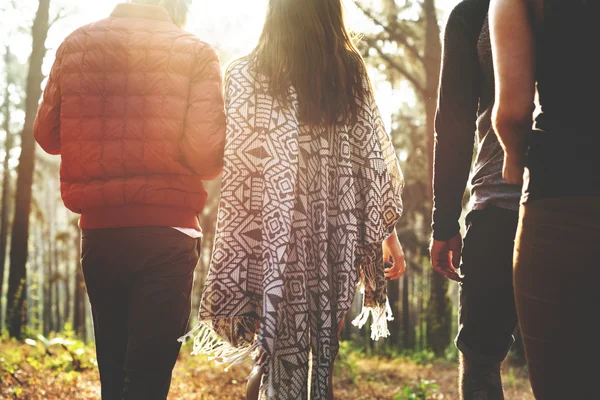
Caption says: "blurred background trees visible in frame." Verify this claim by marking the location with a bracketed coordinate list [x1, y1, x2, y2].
[0, 0, 504, 364]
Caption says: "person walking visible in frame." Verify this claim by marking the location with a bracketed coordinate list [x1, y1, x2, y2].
[490, 0, 600, 398]
[180, 1, 406, 399]
[33, 1, 226, 398]
[430, 1, 523, 398]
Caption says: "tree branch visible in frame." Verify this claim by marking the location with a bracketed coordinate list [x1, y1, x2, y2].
[362, 36, 426, 96]
[48, 6, 72, 30]
[352, 0, 425, 66]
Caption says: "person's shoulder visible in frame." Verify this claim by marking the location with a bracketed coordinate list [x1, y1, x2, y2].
[226, 56, 252, 75]
[224, 56, 254, 83]
[448, 0, 489, 25]
[68, 16, 123, 38]
[174, 33, 217, 59]
[445, 0, 489, 38]
[54, 21, 101, 56]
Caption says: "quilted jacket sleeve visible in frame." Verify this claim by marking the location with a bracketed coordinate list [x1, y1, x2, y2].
[34, 44, 64, 155]
[180, 44, 226, 180]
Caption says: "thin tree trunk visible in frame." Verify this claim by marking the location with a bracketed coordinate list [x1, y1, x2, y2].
[388, 275, 401, 348]
[82, 292, 89, 342]
[402, 265, 411, 349]
[421, 0, 451, 357]
[36, 222, 44, 333]
[0, 45, 14, 331]
[73, 227, 86, 337]
[6, 0, 50, 338]
[64, 243, 71, 327]
[45, 229, 54, 333]
[43, 237, 51, 336]
[52, 240, 61, 331]
[411, 271, 418, 350]
[416, 272, 422, 350]
[342, 307, 353, 341]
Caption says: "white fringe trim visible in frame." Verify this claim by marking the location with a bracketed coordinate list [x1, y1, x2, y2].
[178, 322, 259, 372]
[351, 297, 394, 341]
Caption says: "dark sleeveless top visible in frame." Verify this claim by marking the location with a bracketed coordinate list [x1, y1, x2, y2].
[525, 0, 600, 202]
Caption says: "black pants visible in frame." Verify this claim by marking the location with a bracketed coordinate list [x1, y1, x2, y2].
[81, 227, 200, 400]
[515, 197, 600, 399]
[456, 206, 519, 364]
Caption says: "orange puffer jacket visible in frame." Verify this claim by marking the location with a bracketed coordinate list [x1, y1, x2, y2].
[34, 3, 226, 231]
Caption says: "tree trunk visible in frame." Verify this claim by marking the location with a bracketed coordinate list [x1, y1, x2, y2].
[0, 45, 14, 331]
[383, 0, 398, 24]
[388, 276, 401, 348]
[42, 266, 50, 335]
[402, 265, 411, 349]
[64, 244, 71, 327]
[6, 0, 50, 338]
[73, 227, 86, 338]
[52, 240, 61, 331]
[43, 227, 52, 335]
[426, 269, 452, 356]
[421, 0, 451, 357]
[417, 268, 425, 350]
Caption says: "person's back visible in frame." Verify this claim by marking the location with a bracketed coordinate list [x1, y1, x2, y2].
[180, 1, 406, 399]
[536, 1, 600, 133]
[35, 2, 225, 230]
[33, 2, 226, 399]
[526, 0, 600, 201]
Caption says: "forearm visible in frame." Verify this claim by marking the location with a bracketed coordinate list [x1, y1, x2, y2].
[432, 139, 472, 240]
[492, 111, 531, 159]
[490, 0, 536, 159]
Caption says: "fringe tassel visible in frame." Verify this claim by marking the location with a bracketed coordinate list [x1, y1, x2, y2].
[178, 322, 259, 372]
[351, 292, 394, 341]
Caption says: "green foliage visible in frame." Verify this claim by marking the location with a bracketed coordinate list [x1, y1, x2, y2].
[334, 341, 360, 384]
[394, 379, 440, 400]
[25, 333, 97, 372]
[400, 349, 436, 365]
[506, 367, 517, 388]
[0, 332, 96, 388]
[444, 343, 458, 363]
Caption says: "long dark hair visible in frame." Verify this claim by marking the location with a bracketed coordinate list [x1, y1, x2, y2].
[253, 0, 369, 126]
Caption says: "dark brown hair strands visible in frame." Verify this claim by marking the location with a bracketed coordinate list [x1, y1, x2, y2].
[252, 0, 369, 126]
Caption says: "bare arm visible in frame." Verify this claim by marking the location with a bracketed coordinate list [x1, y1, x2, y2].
[489, 0, 537, 184]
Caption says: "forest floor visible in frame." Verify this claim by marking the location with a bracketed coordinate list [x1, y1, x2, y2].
[0, 339, 534, 400]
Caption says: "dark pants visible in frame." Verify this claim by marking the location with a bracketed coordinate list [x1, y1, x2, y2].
[515, 197, 600, 399]
[457, 206, 519, 364]
[81, 227, 200, 400]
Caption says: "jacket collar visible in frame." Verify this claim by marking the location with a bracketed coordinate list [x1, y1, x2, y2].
[110, 3, 172, 23]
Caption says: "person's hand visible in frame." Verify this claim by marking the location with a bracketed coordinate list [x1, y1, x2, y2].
[430, 233, 462, 282]
[383, 230, 406, 280]
[503, 152, 526, 185]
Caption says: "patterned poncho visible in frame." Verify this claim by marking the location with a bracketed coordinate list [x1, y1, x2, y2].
[181, 58, 404, 399]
